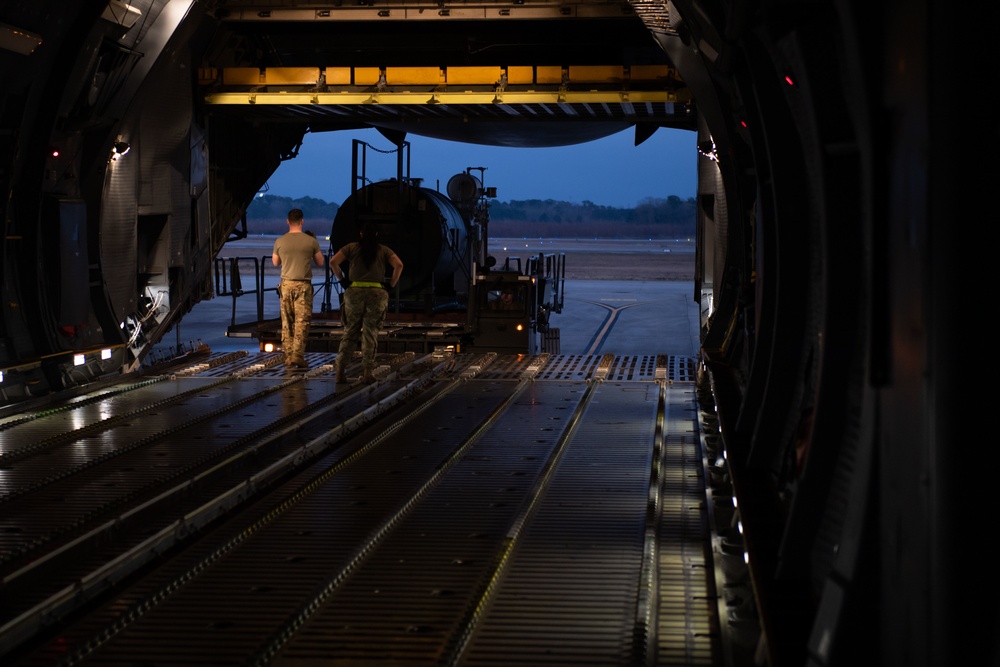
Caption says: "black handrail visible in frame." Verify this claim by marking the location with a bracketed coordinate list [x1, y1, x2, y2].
[214, 256, 263, 326]
[214, 255, 336, 327]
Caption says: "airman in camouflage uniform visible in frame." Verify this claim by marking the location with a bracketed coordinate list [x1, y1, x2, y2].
[329, 223, 403, 384]
[271, 209, 324, 368]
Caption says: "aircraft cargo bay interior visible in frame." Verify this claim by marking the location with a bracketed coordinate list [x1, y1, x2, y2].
[0, 2, 987, 666]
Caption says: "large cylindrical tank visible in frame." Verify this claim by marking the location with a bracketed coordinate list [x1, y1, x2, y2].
[330, 179, 469, 299]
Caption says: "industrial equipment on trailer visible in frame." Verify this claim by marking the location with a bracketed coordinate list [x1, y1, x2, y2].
[221, 139, 565, 354]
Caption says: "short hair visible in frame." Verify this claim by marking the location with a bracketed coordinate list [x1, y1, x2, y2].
[287, 208, 304, 223]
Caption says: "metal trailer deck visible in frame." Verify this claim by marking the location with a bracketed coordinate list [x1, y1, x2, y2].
[0, 351, 749, 666]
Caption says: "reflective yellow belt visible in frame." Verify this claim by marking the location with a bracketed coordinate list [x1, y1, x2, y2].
[351, 281, 384, 288]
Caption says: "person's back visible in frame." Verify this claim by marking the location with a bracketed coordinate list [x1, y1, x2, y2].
[329, 223, 403, 384]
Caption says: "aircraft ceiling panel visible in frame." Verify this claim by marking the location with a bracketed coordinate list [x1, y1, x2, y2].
[194, 1, 688, 141]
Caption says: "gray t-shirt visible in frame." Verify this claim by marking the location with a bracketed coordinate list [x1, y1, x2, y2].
[273, 232, 321, 281]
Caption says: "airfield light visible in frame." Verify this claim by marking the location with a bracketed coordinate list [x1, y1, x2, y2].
[516, 324, 524, 331]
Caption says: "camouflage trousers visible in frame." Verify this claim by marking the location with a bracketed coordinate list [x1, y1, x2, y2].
[337, 287, 388, 371]
[279, 280, 314, 360]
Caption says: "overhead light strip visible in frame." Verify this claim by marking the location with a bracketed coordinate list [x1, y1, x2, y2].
[205, 90, 684, 106]
[215, 3, 637, 21]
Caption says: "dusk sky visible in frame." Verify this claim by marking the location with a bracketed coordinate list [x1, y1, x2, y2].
[263, 125, 698, 209]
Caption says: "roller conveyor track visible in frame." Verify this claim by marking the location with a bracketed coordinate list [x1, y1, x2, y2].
[0, 351, 440, 631]
[2, 352, 730, 667]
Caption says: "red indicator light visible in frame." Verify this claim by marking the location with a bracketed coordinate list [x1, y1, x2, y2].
[740, 120, 748, 128]
[784, 75, 796, 86]
[50, 149, 59, 157]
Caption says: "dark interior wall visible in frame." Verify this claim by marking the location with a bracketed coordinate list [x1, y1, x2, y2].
[0, 3, 110, 364]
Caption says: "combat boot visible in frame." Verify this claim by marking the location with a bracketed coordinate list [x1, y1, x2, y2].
[335, 361, 346, 383]
[362, 368, 376, 384]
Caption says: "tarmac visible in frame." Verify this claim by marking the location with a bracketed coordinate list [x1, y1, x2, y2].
[149, 237, 701, 363]
[555, 279, 700, 356]
[156, 278, 701, 362]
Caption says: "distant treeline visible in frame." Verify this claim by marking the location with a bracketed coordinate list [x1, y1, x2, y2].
[245, 195, 339, 234]
[246, 193, 696, 238]
[488, 196, 695, 238]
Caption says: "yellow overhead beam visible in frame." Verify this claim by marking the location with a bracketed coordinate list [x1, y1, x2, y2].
[215, 3, 640, 22]
[202, 64, 684, 89]
[204, 90, 687, 106]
